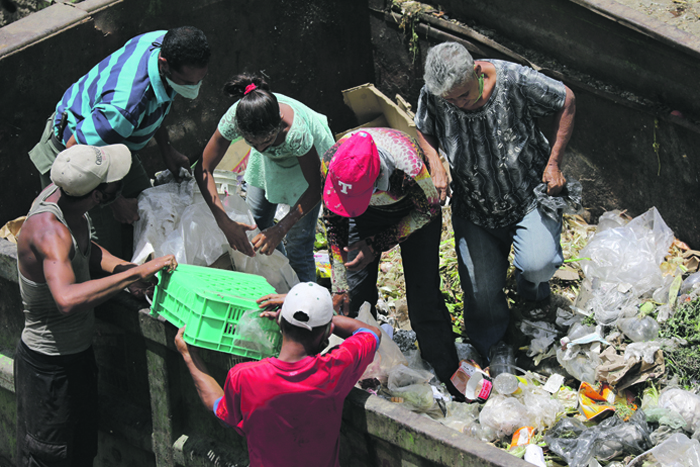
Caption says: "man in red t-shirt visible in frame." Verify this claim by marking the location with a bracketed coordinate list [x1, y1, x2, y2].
[175, 282, 380, 467]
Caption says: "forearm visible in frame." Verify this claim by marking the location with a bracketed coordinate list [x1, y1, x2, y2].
[416, 131, 445, 176]
[181, 351, 224, 412]
[548, 87, 576, 167]
[332, 315, 381, 341]
[194, 160, 233, 227]
[275, 187, 320, 236]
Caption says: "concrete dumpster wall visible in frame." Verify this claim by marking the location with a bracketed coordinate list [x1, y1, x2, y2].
[0, 0, 373, 224]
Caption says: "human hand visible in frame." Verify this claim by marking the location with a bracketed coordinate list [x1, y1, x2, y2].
[430, 164, 451, 205]
[251, 224, 285, 255]
[257, 293, 286, 311]
[110, 196, 140, 224]
[175, 326, 195, 358]
[127, 279, 155, 300]
[542, 163, 566, 196]
[163, 146, 192, 182]
[343, 239, 377, 271]
[333, 292, 350, 316]
[139, 254, 178, 282]
[221, 219, 257, 256]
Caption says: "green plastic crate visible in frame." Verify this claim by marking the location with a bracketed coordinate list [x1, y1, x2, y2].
[150, 264, 281, 359]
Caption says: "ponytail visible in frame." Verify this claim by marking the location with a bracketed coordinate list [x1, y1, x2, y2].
[223, 73, 281, 140]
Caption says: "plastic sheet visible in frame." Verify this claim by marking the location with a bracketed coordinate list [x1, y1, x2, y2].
[626, 433, 700, 467]
[532, 179, 583, 221]
[580, 207, 674, 298]
[437, 401, 480, 433]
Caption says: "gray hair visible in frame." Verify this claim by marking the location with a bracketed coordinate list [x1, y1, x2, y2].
[423, 42, 475, 97]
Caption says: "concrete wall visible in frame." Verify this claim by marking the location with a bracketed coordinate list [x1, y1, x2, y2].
[0, 0, 373, 225]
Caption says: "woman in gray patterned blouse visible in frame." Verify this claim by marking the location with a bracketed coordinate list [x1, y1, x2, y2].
[414, 42, 576, 367]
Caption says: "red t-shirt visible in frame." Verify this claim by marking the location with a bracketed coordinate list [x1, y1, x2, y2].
[215, 330, 378, 467]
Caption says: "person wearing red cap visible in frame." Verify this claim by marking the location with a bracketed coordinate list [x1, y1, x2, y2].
[15, 144, 178, 466]
[321, 128, 460, 396]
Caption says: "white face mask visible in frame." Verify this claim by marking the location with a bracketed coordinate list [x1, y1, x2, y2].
[165, 76, 201, 100]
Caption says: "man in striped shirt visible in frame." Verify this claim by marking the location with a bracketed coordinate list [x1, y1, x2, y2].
[29, 26, 210, 258]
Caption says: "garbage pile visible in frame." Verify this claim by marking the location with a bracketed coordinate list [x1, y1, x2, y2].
[360, 207, 700, 467]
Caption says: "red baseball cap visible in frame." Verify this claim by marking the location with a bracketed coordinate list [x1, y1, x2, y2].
[323, 132, 380, 217]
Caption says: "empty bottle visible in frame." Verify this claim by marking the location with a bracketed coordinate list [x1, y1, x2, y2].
[489, 341, 516, 378]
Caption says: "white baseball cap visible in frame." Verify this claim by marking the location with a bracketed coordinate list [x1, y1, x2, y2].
[280, 282, 334, 331]
[51, 144, 132, 197]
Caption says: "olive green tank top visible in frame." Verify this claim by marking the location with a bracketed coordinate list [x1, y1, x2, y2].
[19, 185, 94, 356]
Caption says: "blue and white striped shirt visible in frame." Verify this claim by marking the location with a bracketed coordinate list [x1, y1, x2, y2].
[54, 31, 175, 151]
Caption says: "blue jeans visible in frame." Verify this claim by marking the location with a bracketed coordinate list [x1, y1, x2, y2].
[346, 203, 458, 387]
[246, 185, 321, 283]
[453, 207, 563, 360]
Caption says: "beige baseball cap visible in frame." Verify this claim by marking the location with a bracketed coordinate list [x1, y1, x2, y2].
[51, 144, 132, 196]
[280, 282, 334, 331]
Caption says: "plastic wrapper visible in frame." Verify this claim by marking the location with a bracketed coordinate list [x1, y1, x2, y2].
[580, 207, 674, 297]
[386, 366, 435, 412]
[479, 395, 534, 439]
[618, 315, 660, 342]
[625, 341, 663, 364]
[545, 410, 651, 467]
[626, 433, 700, 467]
[533, 179, 583, 221]
[658, 388, 700, 435]
[230, 309, 281, 357]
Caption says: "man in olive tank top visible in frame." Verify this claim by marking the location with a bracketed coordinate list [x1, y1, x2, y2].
[15, 144, 178, 467]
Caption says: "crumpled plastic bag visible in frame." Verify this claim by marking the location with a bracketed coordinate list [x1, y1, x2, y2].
[520, 385, 565, 431]
[617, 314, 660, 342]
[355, 302, 408, 384]
[580, 207, 674, 298]
[230, 309, 281, 358]
[387, 364, 436, 412]
[556, 344, 601, 384]
[626, 433, 700, 467]
[545, 410, 652, 467]
[533, 179, 583, 221]
[437, 400, 480, 433]
[479, 395, 534, 439]
[520, 320, 559, 357]
[658, 388, 700, 435]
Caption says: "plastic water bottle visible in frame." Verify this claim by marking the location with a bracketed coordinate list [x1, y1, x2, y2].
[489, 341, 516, 378]
[493, 373, 520, 395]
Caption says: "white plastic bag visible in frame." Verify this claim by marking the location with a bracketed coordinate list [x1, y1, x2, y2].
[659, 388, 700, 435]
[581, 207, 674, 297]
[479, 395, 533, 438]
[626, 433, 700, 467]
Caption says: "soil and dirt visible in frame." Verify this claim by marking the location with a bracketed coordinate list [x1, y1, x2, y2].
[614, 0, 700, 37]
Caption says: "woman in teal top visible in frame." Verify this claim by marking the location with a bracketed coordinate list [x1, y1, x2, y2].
[195, 74, 335, 282]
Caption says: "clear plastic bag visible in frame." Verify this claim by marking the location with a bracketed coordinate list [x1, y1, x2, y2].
[356, 303, 407, 383]
[556, 345, 601, 384]
[438, 401, 480, 433]
[681, 271, 700, 295]
[520, 385, 565, 431]
[545, 410, 651, 467]
[580, 207, 674, 297]
[626, 433, 700, 467]
[230, 309, 281, 357]
[617, 315, 660, 342]
[479, 395, 534, 439]
[658, 388, 700, 435]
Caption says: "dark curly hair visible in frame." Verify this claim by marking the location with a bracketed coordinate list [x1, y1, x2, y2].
[161, 26, 211, 72]
[223, 73, 282, 141]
